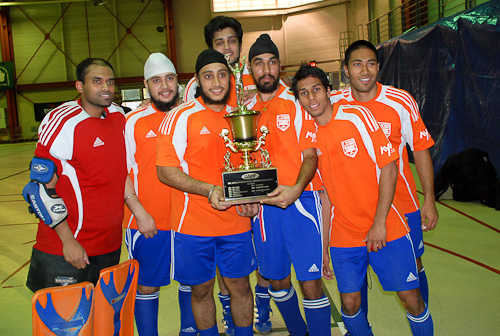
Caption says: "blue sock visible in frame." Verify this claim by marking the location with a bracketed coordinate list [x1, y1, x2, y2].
[255, 284, 271, 306]
[218, 292, 231, 308]
[361, 275, 368, 317]
[419, 267, 429, 305]
[303, 295, 331, 336]
[268, 285, 307, 336]
[234, 325, 254, 335]
[341, 307, 370, 336]
[199, 325, 219, 336]
[135, 291, 159, 336]
[407, 304, 433, 336]
[178, 285, 198, 335]
[218, 292, 234, 335]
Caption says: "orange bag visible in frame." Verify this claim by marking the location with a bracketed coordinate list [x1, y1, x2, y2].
[32, 281, 94, 336]
[93, 259, 139, 336]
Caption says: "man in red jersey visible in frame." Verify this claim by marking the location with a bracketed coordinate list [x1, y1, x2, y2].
[24, 58, 127, 291]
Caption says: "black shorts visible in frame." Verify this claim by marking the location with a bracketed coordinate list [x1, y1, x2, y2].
[26, 247, 121, 293]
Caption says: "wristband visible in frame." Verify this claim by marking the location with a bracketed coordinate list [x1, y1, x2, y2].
[125, 193, 136, 201]
[207, 185, 217, 203]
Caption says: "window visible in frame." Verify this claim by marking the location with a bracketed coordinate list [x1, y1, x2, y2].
[213, 0, 323, 12]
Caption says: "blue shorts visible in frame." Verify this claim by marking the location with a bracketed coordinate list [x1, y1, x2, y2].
[125, 228, 171, 287]
[406, 210, 425, 258]
[330, 234, 419, 293]
[252, 191, 323, 281]
[172, 231, 257, 286]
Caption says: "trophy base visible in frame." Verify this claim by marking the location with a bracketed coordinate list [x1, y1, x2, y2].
[220, 167, 278, 206]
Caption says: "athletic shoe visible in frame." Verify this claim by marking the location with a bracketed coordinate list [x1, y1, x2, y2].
[221, 304, 235, 336]
[254, 294, 272, 334]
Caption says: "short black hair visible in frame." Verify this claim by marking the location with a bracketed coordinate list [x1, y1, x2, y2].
[76, 58, 114, 83]
[291, 64, 330, 99]
[204, 16, 243, 49]
[344, 40, 378, 65]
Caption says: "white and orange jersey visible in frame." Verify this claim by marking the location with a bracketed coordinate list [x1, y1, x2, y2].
[34, 100, 127, 256]
[156, 97, 251, 237]
[123, 104, 172, 231]
[331, 83, 435, 214]
[245, 84, 322, 191]
[182, 62, 256, 107]
[317, 103, 409, 248]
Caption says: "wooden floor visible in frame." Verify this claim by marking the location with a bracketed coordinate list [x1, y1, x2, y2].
[0, 142, 499, 335]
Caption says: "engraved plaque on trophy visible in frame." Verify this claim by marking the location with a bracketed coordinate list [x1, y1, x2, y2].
[219, 56, 278, 205]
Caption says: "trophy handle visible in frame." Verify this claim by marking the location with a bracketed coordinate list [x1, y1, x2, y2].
[253, 125, 269, 152]
[219, 129, 239, 154]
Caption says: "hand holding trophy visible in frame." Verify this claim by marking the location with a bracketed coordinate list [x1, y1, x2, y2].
[219, 55, 278, 205]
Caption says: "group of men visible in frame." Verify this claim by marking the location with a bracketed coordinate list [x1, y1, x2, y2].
[23, 14, 438, 336]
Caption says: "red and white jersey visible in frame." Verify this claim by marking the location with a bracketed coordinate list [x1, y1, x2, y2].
[330, 83, 435, 214]
[34, 100, 127, 256]
[124, 104, 172, 231]
[182, 63, 256, 108]
[317, 103, 409, 248]
[156, 97, 251, 237]
[245, 84, 322, 190]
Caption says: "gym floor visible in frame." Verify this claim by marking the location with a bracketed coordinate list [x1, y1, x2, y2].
[1, 142, 498, 335]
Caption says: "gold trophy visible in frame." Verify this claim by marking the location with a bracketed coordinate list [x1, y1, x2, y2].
[219, 56, 278, 205]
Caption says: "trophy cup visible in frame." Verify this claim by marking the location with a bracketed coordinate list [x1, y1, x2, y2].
[219, 56, 278, 205]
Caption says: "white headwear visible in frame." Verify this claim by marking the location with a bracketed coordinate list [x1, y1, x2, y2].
[144, 52, 176, 80]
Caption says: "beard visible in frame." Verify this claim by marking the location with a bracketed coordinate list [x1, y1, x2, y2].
[150, 91, 179, 112]
[199, 82, 231, 106]
[255, 75, 279, 94]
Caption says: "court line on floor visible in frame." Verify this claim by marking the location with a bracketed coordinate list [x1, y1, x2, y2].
[0, 259, 30, 288]
[426, 242, 500, 275]
[0, 222, 37, 227]
[417, 190, 499, 234]
[0, 169, 29, 181]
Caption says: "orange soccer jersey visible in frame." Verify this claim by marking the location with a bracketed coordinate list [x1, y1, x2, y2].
[246, 84, 322, 190]
[156, 97, 251, 237]
[317, 103, 409, 248]
[331, 83, 434, 214]
[123, 105, 172, 231]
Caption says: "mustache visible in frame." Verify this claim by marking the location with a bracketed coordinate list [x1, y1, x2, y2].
[258, 74, 277, 82]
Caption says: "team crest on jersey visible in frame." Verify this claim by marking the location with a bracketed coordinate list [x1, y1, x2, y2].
[341, 138, 358, 158]
[378, 122, 391, 137]
[276, 114, 290, 132]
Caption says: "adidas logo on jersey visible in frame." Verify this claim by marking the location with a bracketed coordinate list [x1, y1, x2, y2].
[308, 263, 320, 273]
[146, 130, 157, 138]
[93, 137, 105, 147]
[200, 126, 210, 135]
[406, 272, 418, 282]
[418, 240, 424, 249]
